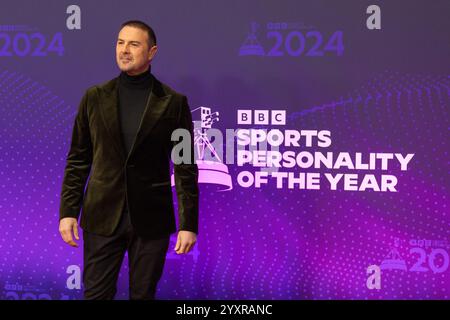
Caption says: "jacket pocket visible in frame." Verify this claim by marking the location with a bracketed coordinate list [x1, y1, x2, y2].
[150, 180, 171, 188]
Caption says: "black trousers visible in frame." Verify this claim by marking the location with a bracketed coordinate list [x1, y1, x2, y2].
[82, 209, 170, 300]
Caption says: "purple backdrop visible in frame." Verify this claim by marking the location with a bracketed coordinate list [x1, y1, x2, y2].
[0, 0, 449, 299]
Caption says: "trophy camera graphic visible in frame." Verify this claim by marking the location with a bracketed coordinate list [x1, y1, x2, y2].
[171, 106, 233, 191]
[239, 22, 265, 56]
[380, 238, 407, 271]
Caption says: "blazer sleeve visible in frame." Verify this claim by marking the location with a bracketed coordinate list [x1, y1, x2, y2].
[59, 90, 93, 221]
[173, 95, 199, 234]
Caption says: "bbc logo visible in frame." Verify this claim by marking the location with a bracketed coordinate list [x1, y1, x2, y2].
[237, 110, 286, 125]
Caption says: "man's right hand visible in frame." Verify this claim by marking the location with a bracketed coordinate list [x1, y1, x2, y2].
[59, 217, 79, 248]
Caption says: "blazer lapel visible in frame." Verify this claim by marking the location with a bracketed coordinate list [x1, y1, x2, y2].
[98, 78, 127, 162]
[97, 75, 172, 164]
[127, 78, 172, 161]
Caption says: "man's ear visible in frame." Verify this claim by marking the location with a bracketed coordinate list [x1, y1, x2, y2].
[148, 45, 158, 62]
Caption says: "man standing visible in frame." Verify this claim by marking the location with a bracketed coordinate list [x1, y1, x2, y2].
[58, 20, 199, 300]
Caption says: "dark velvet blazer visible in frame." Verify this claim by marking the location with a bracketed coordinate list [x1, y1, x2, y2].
[59, 74, 199, 239]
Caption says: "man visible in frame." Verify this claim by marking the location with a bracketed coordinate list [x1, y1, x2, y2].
[58, 20, 199, 300]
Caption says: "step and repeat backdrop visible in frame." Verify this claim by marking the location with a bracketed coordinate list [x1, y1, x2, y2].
[0, 0, 448, 299]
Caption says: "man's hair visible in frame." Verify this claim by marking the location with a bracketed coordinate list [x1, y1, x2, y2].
[120, 20, 157, 47]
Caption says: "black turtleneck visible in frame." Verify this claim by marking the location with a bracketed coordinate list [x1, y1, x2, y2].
[118, 68, 154, 157]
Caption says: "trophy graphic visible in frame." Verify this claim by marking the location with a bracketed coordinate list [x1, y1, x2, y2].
[239, 22, 265, 56]
[171, 106, 232, 191]
[380, 238, 407, 271]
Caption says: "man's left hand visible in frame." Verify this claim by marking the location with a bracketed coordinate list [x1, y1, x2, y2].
[174, 230, 197, 254]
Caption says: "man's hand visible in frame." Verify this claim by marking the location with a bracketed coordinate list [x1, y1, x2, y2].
[59, 217, 79, 248]
[174, 230, 197, 254]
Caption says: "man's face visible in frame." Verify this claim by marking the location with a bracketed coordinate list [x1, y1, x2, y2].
[116, 26, 157, 75]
